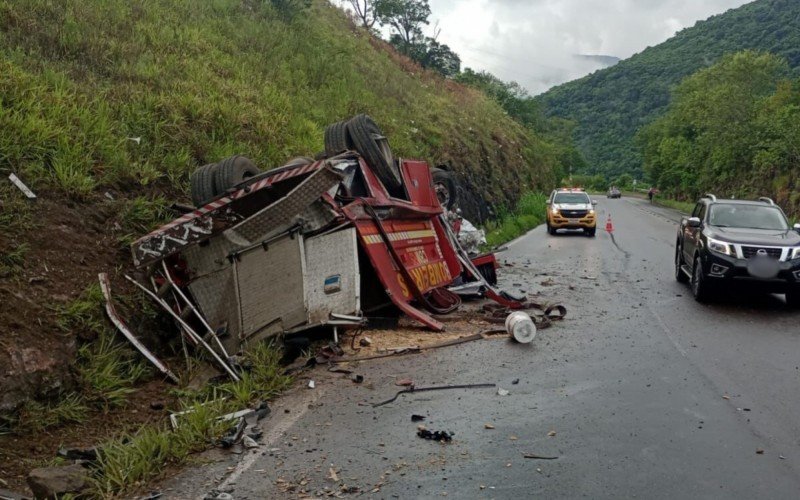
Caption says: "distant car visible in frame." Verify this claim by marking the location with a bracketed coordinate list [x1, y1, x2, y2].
[675, 194, 800, 306]
[607, 187, 621, 199]
[546, 188, 598, 237]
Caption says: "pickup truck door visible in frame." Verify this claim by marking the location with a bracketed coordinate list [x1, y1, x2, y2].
[682, 203, 705, 263]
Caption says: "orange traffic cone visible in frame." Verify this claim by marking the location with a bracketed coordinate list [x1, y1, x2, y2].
[605, 214, 614, 233]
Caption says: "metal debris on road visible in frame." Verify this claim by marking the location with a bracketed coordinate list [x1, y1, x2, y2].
[523, 453, 559, 460]
[505, 311, 537, 344]
[497, 388, 510, 396]
[417, 429, 454, 442]
[411, 414, 426, 422]
[373, 383, 496, 407]
[484, 424, 495, 429]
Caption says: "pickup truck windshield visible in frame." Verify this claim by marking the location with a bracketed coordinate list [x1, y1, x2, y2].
[708, 204, 789, 230]
[554, 193, 590, 204]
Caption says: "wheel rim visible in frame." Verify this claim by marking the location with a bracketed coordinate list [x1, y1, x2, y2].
[434, 182, 450, 208]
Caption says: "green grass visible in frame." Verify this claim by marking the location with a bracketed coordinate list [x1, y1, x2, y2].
[117, 196, 173, 247]
[58, 283, 107, 338]
[484, 192, 548, 247]
[3, 394, 89, 433]
[0, 0, 560, 211]
[654, 198, 695, 215]
[89, 341, 290, 497]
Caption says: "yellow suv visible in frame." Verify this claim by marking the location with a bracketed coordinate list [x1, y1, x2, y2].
[546, 188, 598, 237]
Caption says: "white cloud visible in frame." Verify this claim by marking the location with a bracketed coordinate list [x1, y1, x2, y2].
[426, 0, 752, 94]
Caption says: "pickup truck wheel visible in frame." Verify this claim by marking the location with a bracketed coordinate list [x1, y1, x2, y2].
[691, 255, 712, 302]
[323, 120, 352, 157]
[548, 224, 557, 236]
[346, 114, 401, 190]
[430, 167, 457, 210]
[213, 155, 260, 196]
[190, 163, 218, 207]
[786, 289, 800, 309]
[585, 227, 596, 237]
[675, 244, 689, 283]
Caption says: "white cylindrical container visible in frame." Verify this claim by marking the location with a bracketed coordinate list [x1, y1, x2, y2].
[505, 311, 537, 344]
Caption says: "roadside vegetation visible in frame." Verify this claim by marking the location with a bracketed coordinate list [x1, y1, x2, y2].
[639, 51, 800, 216]
[485, 192, 548, 247]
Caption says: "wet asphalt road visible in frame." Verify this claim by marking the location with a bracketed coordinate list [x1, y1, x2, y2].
[167, 197, 800, 499]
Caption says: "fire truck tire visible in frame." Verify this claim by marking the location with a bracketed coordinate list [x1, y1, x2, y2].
[190, 163, 218, 207]
[346, 114, 402, 190]
[324, 120, 352, 156]
[430, 167, 458, 209]
[213, 155, 260, 196]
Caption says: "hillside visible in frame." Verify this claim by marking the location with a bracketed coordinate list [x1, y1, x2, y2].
[536, 0, 800, 179]
[0, 0, 564, 480]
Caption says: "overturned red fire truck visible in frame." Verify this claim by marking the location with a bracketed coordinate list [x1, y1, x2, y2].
[129, 115, 525, 376]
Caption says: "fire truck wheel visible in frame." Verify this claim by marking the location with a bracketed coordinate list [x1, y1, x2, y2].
[346, 114, 402, 190]
[324, 120, 352, 156]
[430, 167, 458, 209]
[190, 163, 218, 207]
[213, 155, 260, 196]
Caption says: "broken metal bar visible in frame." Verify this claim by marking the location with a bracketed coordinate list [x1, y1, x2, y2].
[8, 173, 36, 200]
[160, 261, 231, 361]
[523, 453, 559, 460]
[331, 347, 422, 363]
[372, 383, 496, 407]
[98, 273, 180, 384]
[125, 275, 241, 381]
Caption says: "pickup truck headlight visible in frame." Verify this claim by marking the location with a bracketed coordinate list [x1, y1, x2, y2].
[551, 206, 559, 215]
[791, 247, 800, 260]
[707, 237, 734, 256]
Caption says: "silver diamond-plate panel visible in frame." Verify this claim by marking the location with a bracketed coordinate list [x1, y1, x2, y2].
[230, 167, 341, 242]
[304, 228, 360, 324]
[186, 266, 241, 342]
[236, 233, 307, 339]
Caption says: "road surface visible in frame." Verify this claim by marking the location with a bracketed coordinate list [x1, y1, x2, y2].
[167, 197, 800, 499]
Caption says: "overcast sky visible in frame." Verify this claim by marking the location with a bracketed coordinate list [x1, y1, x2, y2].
[412, 0, 753, 95]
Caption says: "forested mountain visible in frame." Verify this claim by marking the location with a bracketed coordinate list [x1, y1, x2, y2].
[640, 51, 800, 215]
[536, 0, 800, 179]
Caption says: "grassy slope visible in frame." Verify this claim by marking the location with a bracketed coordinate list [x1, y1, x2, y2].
[0, 0, 558, 211]
[535, 0, 800, 179]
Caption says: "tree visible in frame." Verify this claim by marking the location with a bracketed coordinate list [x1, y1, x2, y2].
[374, 0, 431, 47]
[348, 0, 377, 29]
[417, 38, 460, 76]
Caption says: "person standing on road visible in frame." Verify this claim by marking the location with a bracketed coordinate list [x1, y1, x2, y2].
[648, 187, 655, 203]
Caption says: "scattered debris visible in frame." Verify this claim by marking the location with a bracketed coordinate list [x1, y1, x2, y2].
[756, 448, 765, 455]
[417, 429, 454, 442]
[27, 464, 89, 499]
[484, 424, 495, 430]
[308, 380, 316, 389]
[8, 173, 36, 200]
[547, 430, 557, 437]
[99, 273, 179, 384]
[203, 490, 233, 500]
[396, 378, 414, 387]
[328, 467, 339, 482]
[506, 311, 537, 343]
[359, 336, 373, 347]
[511, 379, 520, 385]
[350, 374, 364, 384]
[56, 447, 97, 462]
[722, 395, 730, 400]
[497, 388, 510, 396]
[149, 401, 165, 410]
[373, 383, 496, 407]
[411, 414, 426, 422]
[523, 453, 559, 460]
